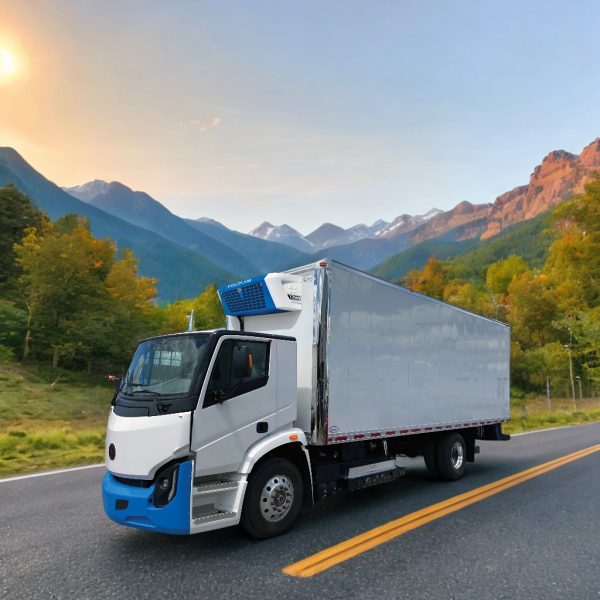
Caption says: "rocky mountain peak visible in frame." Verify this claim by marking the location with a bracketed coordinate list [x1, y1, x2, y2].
[481, 137, 600, 240]
[579, 138, 600, 168]
[248, 221, 313, 253]
[64, 179, 111, 202]
[452, 201, 476, 215]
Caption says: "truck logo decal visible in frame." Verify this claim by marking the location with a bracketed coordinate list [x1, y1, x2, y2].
[328, 425, 340, 433]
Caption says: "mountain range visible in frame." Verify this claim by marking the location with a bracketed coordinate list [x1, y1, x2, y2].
[249, 208, 445, 254]
[1, 136, 599, 301]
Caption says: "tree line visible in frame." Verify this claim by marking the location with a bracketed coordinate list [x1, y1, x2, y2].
[2, 177, 599, 397]
[401, 175, 600, 398]
[0, 184, 224, 372]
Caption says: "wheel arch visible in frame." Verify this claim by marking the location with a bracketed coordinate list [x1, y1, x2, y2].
[240, 430, 313, 510]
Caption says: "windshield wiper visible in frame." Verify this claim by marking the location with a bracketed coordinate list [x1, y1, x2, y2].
[127, 389, 161, 396]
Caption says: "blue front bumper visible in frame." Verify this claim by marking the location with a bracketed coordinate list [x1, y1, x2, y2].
[102, 460, 193, 535]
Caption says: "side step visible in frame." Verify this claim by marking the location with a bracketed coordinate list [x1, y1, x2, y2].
[194, 481, 238, 495]
[345, 458, 405, 491]
[192, 508, 236, 525]
[190, 477, 246, 531]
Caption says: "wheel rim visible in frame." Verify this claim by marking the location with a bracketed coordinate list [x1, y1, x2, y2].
[451, 441, 464, 470]
[260, 475, 294, 522]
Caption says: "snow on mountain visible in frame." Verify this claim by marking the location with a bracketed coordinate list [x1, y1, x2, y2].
[248, 211, 446, 252]
[422, 208, 444, 221]
[249, 221, 314, 253]
[370, 219, 390, 236]
[376, 209, 443, 239]
[63, 180, 111, 203]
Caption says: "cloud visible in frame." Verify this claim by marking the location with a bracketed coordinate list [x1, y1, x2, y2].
[180, 117, 222, 132]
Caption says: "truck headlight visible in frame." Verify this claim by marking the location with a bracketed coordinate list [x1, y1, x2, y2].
[153, 463, 179, 508]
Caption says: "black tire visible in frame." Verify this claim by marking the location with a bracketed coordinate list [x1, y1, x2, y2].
[436, 432, 466, 481]
[423, 437, 440, 479]
[240, 457, 303, 539]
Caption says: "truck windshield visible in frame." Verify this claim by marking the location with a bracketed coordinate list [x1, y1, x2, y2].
[121, 334, 210, 397]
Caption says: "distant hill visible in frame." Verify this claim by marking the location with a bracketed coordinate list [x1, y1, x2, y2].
[373, 210, 554, 282]
[66, 180, 259, 276]
[249, 221, 314, 253]
[446, 210, 555, 281]
[372, 237, 480, 282]
[0, 148, 238, 302]
[185, 218, 310, 273]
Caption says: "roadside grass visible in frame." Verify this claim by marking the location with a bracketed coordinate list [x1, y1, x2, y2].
[0, 361, 112, 476]
[505, 396, 600, 434]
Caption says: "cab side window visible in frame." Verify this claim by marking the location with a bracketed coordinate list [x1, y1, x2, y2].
[204, 339, 270, 407]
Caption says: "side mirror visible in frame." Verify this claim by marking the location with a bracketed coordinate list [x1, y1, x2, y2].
[106, 374, 122, 391]
[106, 374, 123, 405]
[232, 346, 251, 379]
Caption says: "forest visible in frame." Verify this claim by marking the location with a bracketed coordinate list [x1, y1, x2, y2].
[401, 176, 600, 399]
[1, 177, 600, 402]
[0, 183, 224, 374]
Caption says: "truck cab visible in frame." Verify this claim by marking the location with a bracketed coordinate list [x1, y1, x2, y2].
[103, 328, 305, 537]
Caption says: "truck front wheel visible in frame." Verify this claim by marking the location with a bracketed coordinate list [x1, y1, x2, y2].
[436, 432, 466, 481]
[241, 457, 303, 539]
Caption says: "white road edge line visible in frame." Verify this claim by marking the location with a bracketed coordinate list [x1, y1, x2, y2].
[0, 463, 104, 484]
[511, 424, 583, 437]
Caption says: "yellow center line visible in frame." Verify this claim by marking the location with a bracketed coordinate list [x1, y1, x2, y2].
[283, 443, 600, 578]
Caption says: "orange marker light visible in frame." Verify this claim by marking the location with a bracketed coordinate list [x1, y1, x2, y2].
[289, 434, 299, 441]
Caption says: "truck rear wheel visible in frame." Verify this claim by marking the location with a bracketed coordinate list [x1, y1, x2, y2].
[436, 432, 466, 481]
[241, 457, 303, 539]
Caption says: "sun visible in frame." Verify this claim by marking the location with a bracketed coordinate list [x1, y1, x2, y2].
[0, 49, 16, 77]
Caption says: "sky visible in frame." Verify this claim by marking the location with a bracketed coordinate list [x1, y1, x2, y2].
[1, 0, 600, 235]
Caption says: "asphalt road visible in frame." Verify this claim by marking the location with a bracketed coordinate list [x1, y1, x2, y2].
[1, 423, 600, 600]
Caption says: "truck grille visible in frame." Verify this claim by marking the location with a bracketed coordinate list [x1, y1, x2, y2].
[221, 282, 266, 314]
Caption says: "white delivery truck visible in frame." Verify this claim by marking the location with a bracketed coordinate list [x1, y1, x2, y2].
[103, 259, 510, 538]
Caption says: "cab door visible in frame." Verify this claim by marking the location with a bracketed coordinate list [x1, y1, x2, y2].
[191, 336, 277, 477]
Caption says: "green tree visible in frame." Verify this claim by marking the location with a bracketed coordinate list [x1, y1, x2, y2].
[14, 214, 156, 370]
[0, 183, 49, 298]
[159, 284, 224, 334]
[15, 215, 115, 366]
[545, 174, 600, 311]
[194, 284, 225, 329]
[0, 299, 27, 358]
[103, 249, 158, 365]
[402, 257, 447, 300]
[507, 272, 557, 349]
[442, 279, 492, 316]
[486, 255, 529, 295]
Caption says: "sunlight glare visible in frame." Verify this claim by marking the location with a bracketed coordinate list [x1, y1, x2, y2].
[0, 49, 16, 77]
